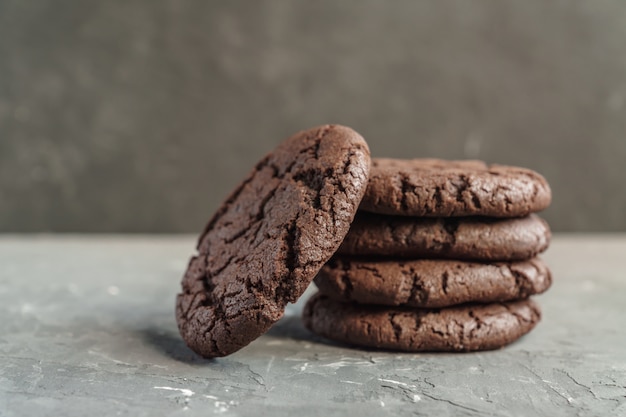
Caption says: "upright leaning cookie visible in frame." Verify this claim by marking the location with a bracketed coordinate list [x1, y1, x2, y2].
[361, 158, 552, 217]
[176, 125, 371, 358]
[337, 212, 551, 261]
[314, 257, 552, 308]
[303, 293, 541, 352]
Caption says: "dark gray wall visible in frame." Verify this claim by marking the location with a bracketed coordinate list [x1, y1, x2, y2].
[1, 1, 625, 233]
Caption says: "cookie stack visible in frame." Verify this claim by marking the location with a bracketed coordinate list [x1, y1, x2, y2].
[304, 159, 553, 352]
[176, 125, 554, 358]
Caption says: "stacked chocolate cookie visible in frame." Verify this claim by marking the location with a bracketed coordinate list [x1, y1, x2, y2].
[304, 159, 553, 352]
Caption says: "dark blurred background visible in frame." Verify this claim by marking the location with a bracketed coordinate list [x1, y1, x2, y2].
[1, 1, 625, 233]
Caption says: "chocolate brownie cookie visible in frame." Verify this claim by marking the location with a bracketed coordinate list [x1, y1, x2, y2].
[337, 212, 550, 261]
[176, 125, 371, 358]
[314, 257, 551, 308]
[361, 158, 552, 217]
[303, 293, 541, 352]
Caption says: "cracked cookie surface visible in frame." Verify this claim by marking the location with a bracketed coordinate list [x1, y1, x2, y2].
[337, 212, 551, 261]
[303, 293, 541, 352]
[315, 257, 551, 308]
[176, 125, 371, 358]
[361, 158, 552, 217]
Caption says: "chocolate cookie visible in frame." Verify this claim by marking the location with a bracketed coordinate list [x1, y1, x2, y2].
[176, 125, 371, 358]
[361, 158, 551, 217]
[314, 257, 551, 308]
[303, 293, 541, 352]
[337, 212, 550, 261]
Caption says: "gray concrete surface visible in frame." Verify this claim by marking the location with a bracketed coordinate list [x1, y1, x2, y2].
[1, 1, 626, 233]
[0, 235, 625, 416]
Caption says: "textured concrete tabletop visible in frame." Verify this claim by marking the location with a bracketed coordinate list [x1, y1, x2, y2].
[1, 236, 625, 417]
